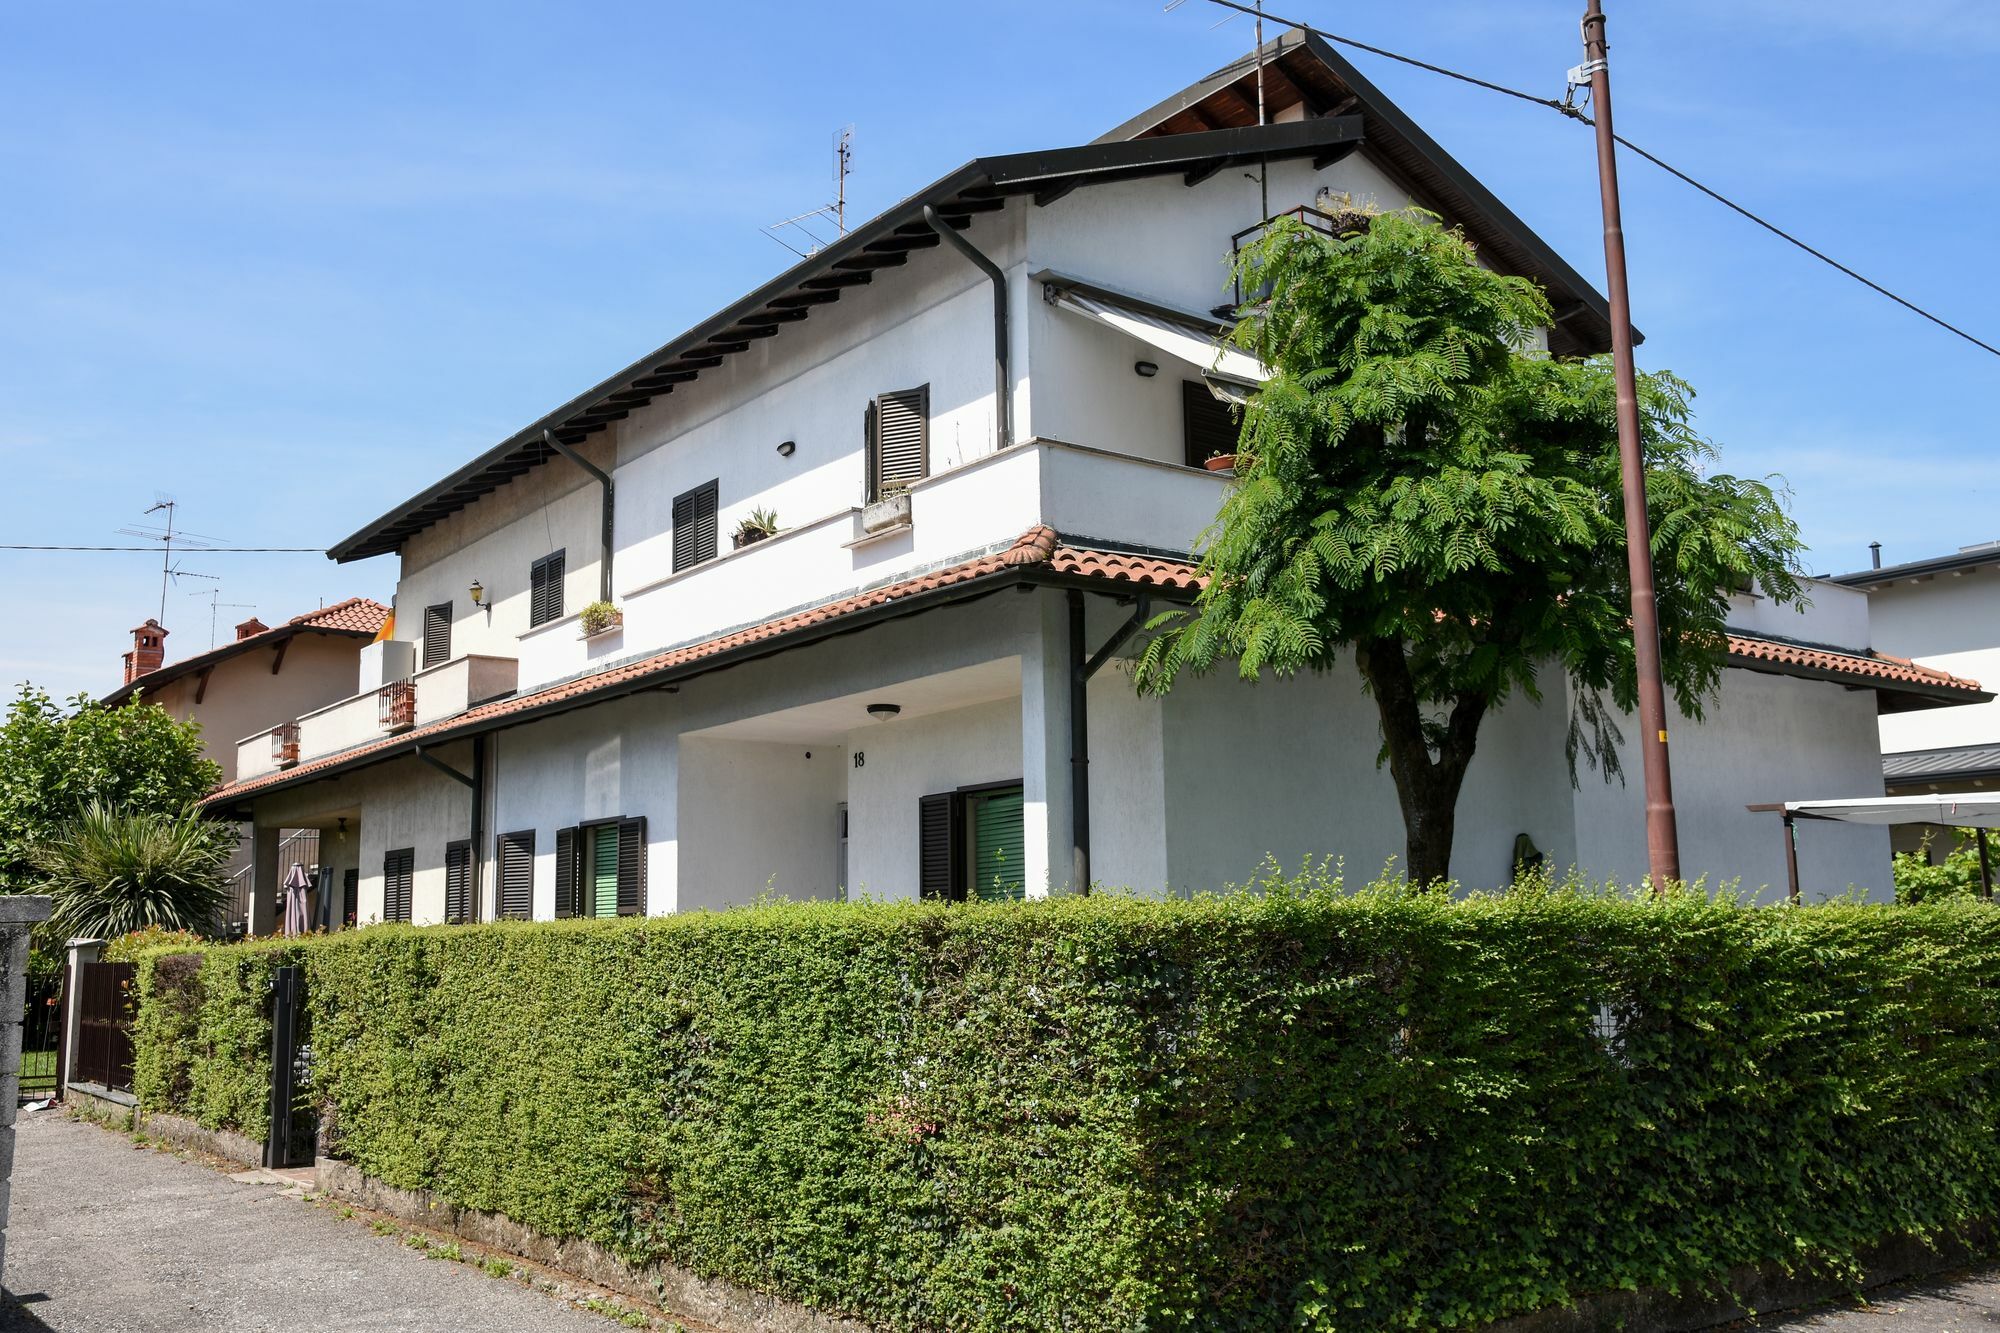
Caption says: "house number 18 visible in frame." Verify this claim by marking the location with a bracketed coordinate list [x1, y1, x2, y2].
[852, 751, 865, 768]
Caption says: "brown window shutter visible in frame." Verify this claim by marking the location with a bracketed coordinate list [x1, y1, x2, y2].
[529, 550, 566, 627]
[918, 791, 964, 902]
[497, 831, 534, 919]
[870, 386, 928, 500]
[1181, 380, 1241, 468]
[616, 818, 646, 915]
[443, 840, 471, 924]
[422, 603, 453, 669]
[554, 826, 577, 918]
[673, 481, 719, 572]
[383, 848, 414, 923]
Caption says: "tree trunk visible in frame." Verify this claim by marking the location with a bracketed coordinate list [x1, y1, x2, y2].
[1354, 636, 1490, 887]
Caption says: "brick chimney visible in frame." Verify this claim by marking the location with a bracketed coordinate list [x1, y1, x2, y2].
[122, 619, 168, 685]
[234, 616, 270, 641]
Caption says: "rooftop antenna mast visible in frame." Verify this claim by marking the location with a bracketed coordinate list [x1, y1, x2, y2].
[188, 586, 255, 650]
[763, 126, 855, 259]
[115, 496, 225, 629]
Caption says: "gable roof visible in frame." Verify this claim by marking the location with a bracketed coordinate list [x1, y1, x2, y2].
[202, 538, 1983, 813]
[1100, 28, 1619, 360]
[103, 597, 389, 707]
[326, 115, 1365, 565]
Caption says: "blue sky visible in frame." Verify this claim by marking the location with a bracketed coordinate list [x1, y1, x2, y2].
[4, 1, 1996, 700]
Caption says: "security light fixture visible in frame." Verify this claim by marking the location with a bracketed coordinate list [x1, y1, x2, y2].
[866, 702, 902, 721]
[776, 440, 797, 457]
[1134, 360, 1159, 378]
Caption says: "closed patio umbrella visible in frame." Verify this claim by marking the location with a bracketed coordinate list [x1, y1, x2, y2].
[282, 862, 312, 937]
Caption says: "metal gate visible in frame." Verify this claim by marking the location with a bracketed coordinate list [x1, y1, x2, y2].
[73, 962, 137, 1092]
[18, 974, 63, 1101]
[265, 965, 316, 1168]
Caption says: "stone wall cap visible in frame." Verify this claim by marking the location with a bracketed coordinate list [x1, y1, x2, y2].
[0, 898, 53, 926]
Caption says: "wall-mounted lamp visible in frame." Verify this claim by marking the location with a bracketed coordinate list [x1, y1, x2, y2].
[776, 440, 797, 458]
[866, 702, 902, 722]
[468, 579, 492, 622]
[1134, 361, 1159, 378]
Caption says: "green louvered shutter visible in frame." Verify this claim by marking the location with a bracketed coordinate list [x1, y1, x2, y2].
[592, 826, 619, 919]
[970, 788, 1025, 902]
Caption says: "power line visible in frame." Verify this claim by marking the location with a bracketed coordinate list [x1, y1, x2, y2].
[0, 545, 325, 553]
[1195, 0, 2000, 361]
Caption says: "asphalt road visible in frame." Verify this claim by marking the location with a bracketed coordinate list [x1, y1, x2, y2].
[0, 1108, 618, 1332]
[1735, 1270, 2000, 1330]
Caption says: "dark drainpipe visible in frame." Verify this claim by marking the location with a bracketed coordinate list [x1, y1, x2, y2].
[922, 205, 1011, 452]
[1067, 588, 1153, 894]
[542, 429, 615, 603]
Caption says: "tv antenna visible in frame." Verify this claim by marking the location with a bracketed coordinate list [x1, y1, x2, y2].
[188, 586, 255, 649]
[763, 126, 855, 259]
[114, 495, 227, 627]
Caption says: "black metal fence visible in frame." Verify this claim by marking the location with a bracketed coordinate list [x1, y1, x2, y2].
[19, 974, 63, 1101]
[72, 961, 136, 1092]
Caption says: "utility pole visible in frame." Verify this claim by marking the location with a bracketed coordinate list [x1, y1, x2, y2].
[1579, 0, 1680, 888]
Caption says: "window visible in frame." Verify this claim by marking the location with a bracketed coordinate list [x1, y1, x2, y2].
[918, 783, 1026, 902]
[866, 385, 929, 502]
[444, 839, 472, 924]
[340, 868, 358, 930]
[382, 847, 414, 924]
[1182, 380, 1241, 468]
[497, 831, 534, 919]
[555, 818, 646, 917]
[672, 481, 719, 573]
[529, 550, 566, 627]
[422, 602, 453, 669]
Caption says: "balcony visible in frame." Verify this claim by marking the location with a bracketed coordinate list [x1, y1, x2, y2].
[515, 439, 1228, 693]
[234, 654, 520, 779]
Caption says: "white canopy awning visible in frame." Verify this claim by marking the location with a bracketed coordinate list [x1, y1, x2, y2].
[1042, 277, 1269, 390]
[1783, 794, 2000, 829]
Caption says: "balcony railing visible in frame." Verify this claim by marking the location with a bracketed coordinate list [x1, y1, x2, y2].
[378, 679, 417, 732]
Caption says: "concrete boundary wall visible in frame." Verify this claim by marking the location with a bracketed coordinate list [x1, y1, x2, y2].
[315, 1158, 874, 1333]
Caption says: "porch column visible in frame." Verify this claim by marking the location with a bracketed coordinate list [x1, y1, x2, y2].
[247, 826, 281, 937]
[1020, 592, 1076, 898]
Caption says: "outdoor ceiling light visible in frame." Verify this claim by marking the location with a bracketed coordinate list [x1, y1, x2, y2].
[776, 440, 797, 457]
[1134, 360, 1159, 377]
[866, 702, 902, 721]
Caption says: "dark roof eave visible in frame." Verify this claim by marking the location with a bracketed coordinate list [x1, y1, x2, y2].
[101, 624, 376, 708]
[325, 117, 1366, 564]
[1723, 651, 1992, 710]
[1829, 547, 2000, 587]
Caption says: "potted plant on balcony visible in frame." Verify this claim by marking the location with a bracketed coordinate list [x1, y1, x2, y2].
[579, 600, 623, 639]
[1203, 450, 1238, 475]
[862, 485, 912, 535]
[732, 507, 780, 550]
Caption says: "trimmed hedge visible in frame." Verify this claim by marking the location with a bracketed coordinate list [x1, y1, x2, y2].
[132, 883, 2000, 1330]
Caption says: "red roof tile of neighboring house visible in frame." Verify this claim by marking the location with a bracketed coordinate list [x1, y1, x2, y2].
[104, 598, 390, 707]
[199, 534, 1985, 809]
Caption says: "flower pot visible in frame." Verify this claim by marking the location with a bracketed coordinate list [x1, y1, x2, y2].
[1203, 454, 1237, 473]
[732, 528, 772, 550]
[579, 610, 624, 640]
[862, 493, 912, 534]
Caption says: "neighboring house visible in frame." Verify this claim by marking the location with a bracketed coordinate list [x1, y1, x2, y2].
[1831, 540, 2000, 856]
[104, 599, 389, 928]
[201, 33, 1985, 929]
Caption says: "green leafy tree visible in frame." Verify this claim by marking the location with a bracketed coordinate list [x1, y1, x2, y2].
[1135, 211, 1804, 884]
[1892, 829, 1995, 904]
[0, 684, 221, 891]
[30, 801, 234, 938]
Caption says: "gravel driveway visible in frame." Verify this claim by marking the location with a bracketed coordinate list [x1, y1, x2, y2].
[0, 1108, 623, 1332]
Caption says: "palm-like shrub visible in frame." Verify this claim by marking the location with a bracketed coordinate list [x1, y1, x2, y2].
[30, 802, 235, 939]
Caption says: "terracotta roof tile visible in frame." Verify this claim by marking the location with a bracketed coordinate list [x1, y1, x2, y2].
[291, 597, 391, 635]
[1724, 634, 1982, 693]
[200, 532, 1986, 807]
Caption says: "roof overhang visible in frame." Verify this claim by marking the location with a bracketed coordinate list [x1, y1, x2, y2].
[1778, 794, 2000, 829]
[1099, 28, 1622, 359]
[1829, 545, 2000, 588]
[101, 621, 377, 708]
[326, 116, 1364, 565]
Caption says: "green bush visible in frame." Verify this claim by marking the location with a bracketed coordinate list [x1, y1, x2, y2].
[1893, 828, 1995, 903]
[133, 939, 302, 1140]
[129, 880, 2000, 1330]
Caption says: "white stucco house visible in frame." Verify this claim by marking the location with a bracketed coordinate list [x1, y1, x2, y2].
[1831, 541, 2000, 856]
[202, 33, 1985, 926]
